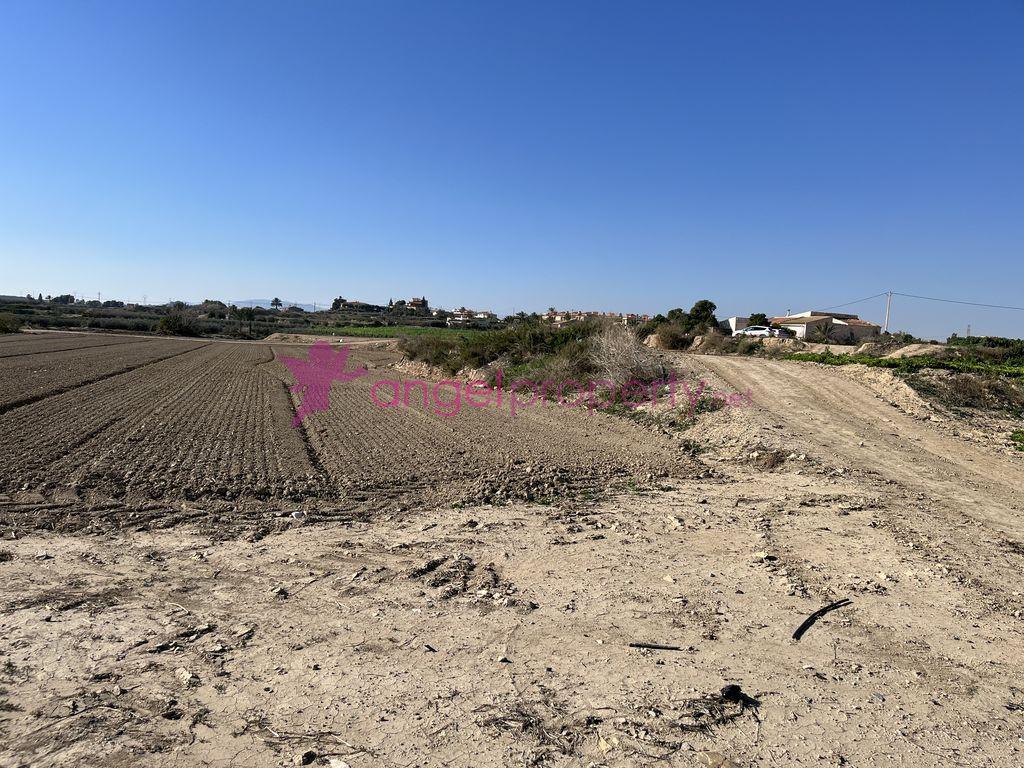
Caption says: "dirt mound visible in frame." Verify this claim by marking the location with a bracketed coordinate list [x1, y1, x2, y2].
[883, 342, 946, 358]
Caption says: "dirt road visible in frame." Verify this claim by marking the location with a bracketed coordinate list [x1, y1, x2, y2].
[691, 355, 1024, 529]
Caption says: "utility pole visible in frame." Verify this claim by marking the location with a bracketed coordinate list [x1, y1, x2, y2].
[883, 290, 892, 333]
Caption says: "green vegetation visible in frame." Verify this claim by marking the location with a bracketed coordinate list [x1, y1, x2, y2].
[0, 313, 23, 334]
[1010, 430, 1024, 452]
[782, 350, 1024, 377]
[307, 324, 474, 339]
[401, 320, 604, 377]
[156, 311, 202, 337]
[0, 293, 473, 340]
[400, 321, 667, 401]
[945, 335, 1024, 365]
[642, 299, 721, 349]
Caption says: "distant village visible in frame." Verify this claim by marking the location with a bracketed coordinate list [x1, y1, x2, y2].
[330, 295, 652, 329]
[2, 291, 883, 343]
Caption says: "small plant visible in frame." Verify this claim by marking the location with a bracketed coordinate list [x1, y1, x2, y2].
[1011, 430, 1024, 452]
[691, 394, 726, 415]
[679, 438, 703, 456]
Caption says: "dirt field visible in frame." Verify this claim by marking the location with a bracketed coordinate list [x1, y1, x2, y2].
[1, 334, 1023, 767]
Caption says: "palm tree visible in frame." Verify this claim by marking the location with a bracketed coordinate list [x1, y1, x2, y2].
[271, 297, 282, 310]
[811, 322, 838, 343]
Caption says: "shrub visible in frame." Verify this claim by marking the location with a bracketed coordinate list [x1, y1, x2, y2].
[156, 311, 202, 337]
[904, 371, 1024, 414]
[697, 331, 738, 354]
[399, 336, 462, 374]
[399, 319, 669, 396]
[654, 323, 693, 350]
[592, 324, 664, 388]
[0, 313, 23, 334]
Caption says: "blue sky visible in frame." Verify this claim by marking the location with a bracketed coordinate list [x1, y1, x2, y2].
[1, 0, 1022, 338]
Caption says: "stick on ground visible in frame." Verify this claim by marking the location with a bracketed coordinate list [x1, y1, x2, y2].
[792, 598, 852, 642]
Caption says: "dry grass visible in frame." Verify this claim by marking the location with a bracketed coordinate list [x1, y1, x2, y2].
[592, 324, 665, 388]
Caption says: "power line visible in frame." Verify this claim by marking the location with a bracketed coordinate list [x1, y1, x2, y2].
[892, 292, 1024, 313]
[822, 292, 889, 311]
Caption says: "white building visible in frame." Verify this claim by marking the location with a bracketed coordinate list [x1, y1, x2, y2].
[769, 311, 880, 342]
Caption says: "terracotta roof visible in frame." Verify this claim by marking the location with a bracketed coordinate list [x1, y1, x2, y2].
[835, 318, 880, 327]
[769, 316, 831, 325]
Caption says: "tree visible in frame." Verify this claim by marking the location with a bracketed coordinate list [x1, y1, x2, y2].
[331, 297, 346, 311]
[748, 312, 769, 327]
[157, 311, 201, 337]
[666, 308, 688, 323]
[229, 304, 243, 334]
[238, 306, 256, 336]
[811, 323, 838, 343]
[688, 299, 718, 330]
[271, 297, 282, 309]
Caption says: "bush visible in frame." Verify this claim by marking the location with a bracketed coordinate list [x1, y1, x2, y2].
[0, 313, 23, 333]
[592, 324, 665, 388]
[654, 323, 693, 350]
[399, 336, 463, 374]
[400, 319, 669, 396]
[697, 331, 738, 354]
[905, 371, 1024, 414]
[156, 311, 202, 337]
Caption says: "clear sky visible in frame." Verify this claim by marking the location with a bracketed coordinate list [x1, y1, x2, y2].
[1, 1, 1022, 339]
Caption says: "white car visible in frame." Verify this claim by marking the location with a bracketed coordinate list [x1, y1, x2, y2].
[733, 325, 792, 338]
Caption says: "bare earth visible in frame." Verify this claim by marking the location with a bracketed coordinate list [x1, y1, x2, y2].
[1, 334, 1023, 767]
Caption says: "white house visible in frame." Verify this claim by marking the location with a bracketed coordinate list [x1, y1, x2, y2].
[769, 311, 880, 342]
[723, 316, 750, 334]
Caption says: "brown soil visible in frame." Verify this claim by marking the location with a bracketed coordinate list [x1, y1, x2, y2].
[1, 339, 1023, 766]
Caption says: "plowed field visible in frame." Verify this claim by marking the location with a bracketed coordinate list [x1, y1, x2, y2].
[0, 334, 692, 533]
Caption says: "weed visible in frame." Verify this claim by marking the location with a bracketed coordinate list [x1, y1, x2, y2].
[1011, 431, 1024, 452]
[679, 439, 703, 456]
